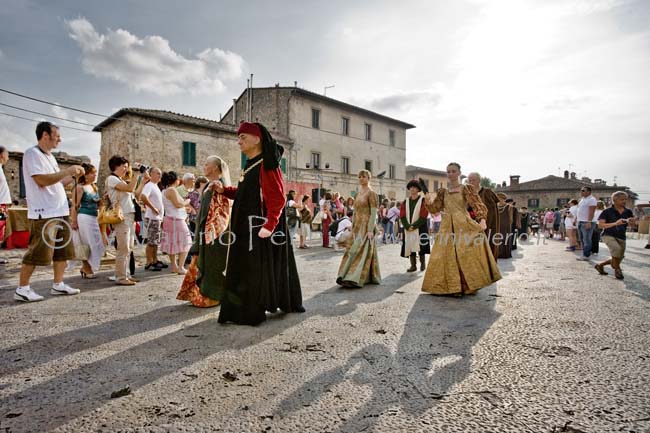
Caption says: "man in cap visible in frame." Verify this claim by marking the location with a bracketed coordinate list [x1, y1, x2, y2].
[400, 179, 430, 272]
[215, 122, 304, 325]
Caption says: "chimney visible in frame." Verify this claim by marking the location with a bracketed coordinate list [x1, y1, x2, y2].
[570, 172, 576, 180]
[564, 170, 569, 179]
[232, 99, 237, 124]
[509, 175, 520, 188]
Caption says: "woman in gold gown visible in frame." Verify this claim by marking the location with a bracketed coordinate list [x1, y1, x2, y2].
[422, 162, 501, 296]
[336, 169, 381, 288]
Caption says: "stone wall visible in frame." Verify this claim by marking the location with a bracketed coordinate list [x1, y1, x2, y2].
[504, 189, 635, 210]
[97, 115, 242, 193]
[2, 151, 89, 205]
[405, 169, 449, 193]
[224, 87, 293, 137]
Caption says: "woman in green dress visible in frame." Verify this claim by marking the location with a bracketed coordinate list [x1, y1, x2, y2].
[336, 170, 381, 288]
[176, 155, 232, 307]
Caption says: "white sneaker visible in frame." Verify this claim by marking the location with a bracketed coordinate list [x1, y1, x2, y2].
[576, 256, 590, 262]
[51, 283, 81, 296]
[14, 287, 44, 302]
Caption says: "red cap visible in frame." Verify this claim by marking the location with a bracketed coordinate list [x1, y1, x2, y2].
[237, 122, 262, 139]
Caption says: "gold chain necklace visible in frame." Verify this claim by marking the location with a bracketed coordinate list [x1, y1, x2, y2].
[239, 158, 263, 182]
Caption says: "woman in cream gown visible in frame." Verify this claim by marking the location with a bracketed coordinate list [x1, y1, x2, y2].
[336, 170, 381, 288]
[422, 163, 501, 296]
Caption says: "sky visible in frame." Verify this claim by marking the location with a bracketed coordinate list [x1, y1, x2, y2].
[1, 0, 649, 200]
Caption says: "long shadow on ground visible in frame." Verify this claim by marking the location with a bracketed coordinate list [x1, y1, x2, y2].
[0, 273, 410, 432]
[277, 286, 500, 432]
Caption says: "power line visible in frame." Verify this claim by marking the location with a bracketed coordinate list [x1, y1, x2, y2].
[0, 102, 97, 127]
[0, 88, 108, 118]
[0, 87, 233, 139]
[0, 111, 94, 133]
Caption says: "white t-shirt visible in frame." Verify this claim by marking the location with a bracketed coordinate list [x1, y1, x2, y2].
[335, 217, 352, 241]
[141, 181, 164, 221]
[22, 146, 69, 219]
[593, 209, 603, 222]
[565, 205, 578, 228]
[577, 195, 597, 222]
[106, 175, 135, 214]
[0, 164, 11, 205]
[287, 199, 296, 208]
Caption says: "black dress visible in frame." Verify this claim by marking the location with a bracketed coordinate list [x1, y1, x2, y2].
[218, 154, 304, 326]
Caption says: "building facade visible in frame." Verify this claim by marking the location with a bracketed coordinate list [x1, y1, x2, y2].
[222, 86, 415, 200]
[1, 150, 90, 205]
[496, 171, 637, 209]
[405, 165, 456, 193]
[93, 108, 292, 193]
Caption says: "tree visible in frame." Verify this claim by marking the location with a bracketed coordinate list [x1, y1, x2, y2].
[480, 177, 497, 189]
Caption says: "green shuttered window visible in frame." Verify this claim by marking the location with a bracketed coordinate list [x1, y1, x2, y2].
[182, 141, 196, 166]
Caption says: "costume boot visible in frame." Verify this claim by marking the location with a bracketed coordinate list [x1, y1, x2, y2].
[419, 254, 426, 271]
[407, 254, 417, 272]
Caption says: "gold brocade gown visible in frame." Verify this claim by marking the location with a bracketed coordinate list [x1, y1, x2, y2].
[422, 185, 501, 295]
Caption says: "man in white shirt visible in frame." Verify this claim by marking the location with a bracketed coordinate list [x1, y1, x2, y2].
[139, 168, 164, 271]
[15, 122, 84, 302]
[334, 211, 353, 246]
[576, 186, 598, 261]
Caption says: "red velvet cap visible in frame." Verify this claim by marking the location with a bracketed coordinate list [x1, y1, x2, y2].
[237, 122, 262, 139]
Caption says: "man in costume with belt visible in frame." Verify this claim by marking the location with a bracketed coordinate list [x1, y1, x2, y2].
[400, 179, 430, 272]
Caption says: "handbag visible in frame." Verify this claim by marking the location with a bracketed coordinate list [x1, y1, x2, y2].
[312, 209, 324, 225]
[71, 230, 90, 261]
[98, 180, 125, 225]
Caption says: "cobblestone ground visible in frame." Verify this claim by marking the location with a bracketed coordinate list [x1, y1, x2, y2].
[0, 236, 649, 433]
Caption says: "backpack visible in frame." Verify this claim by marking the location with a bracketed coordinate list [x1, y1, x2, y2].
[329, 218, 342, 237]
[286, 202, 298, 225]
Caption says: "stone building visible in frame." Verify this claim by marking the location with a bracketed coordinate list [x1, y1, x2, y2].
[222, 85, 415, 200]
[93, 108, 292, 192]
[405, 165, 457, 193]
[496, 171, 637, 210]
[1, 150, 90, 205]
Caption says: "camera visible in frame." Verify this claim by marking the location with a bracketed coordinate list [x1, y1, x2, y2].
[135, 163, 150, 174]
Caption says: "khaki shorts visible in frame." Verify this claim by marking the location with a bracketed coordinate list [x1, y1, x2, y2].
[602, 235, 626, 259]
[22, 216, 75, 266]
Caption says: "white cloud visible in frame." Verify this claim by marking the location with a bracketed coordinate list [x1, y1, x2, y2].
[0, 118, 32, 151]
[65, 17, 246, 96]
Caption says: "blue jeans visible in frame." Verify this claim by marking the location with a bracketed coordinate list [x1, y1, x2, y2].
[578, 221, 594, 257]
[382, 221, 394, 242]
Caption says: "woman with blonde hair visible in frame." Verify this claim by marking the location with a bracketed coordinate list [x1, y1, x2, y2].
[70, 163, 104, 278]
[336, 169, 381, 288]
[178, 156, 232, 307]
[422, 162, 501, 296]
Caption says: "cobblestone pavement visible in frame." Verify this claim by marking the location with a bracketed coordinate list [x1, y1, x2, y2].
[0, 236, 649, 433]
